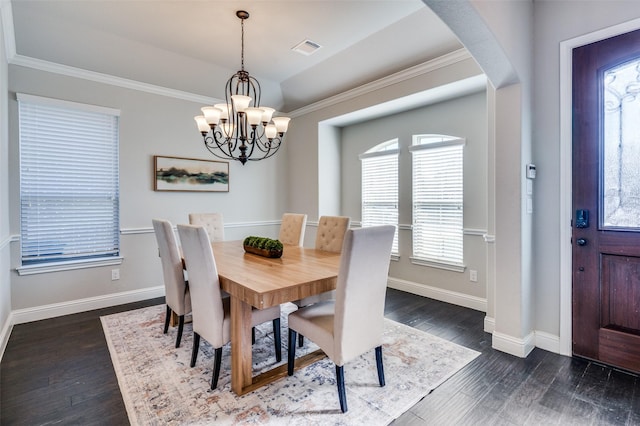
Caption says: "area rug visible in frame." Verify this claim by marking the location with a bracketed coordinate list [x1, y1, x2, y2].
[101, 303, 479, 425]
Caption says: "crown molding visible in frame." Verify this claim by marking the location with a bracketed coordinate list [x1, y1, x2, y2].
[289, 48, 474, 118]
[9, 54, 220, 105]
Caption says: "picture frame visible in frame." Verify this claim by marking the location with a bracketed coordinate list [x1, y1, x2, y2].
[154, 155, 229, 192]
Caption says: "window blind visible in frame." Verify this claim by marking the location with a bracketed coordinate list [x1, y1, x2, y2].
[19, 95, 120, 265]
[411, 139, 464, 265]
[361, 150, 399, 254]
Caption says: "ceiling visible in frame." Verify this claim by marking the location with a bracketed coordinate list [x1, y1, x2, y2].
[9, 0, 464, 112]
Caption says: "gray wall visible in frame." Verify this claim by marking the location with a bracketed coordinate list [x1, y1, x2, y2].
[340, 91, 488, 299]
[7, 65, 288, 311]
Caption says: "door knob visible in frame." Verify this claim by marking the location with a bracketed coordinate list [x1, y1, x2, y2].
[576, 238, 587, 246]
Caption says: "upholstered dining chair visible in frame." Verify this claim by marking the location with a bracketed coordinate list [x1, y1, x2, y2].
[152, 219, 191, 348]
[278, 213, 307, 246]
[287, 225, 395, 413]
[189, 212, 225, 242]
[177, 224, 282, 390]
[293, 215, 350, 346]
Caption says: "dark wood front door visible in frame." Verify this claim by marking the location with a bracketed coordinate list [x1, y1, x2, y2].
[572, 28, 640, 372]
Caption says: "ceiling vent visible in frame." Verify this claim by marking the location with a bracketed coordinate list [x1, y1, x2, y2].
[292, 39, 322, 56]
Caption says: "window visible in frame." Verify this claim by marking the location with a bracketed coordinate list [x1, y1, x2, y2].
[18, 94, 120, 273]
[410, 134, 464, 270]
[360, 139, 399, 254]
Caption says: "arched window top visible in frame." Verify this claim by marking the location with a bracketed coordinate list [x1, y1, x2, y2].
[359, 138, 399, 160]
[410, 134, 464, 152]
[367, 138, 398, 153]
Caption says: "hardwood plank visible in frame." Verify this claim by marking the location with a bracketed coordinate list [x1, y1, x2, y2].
[3, 290, 640, 425]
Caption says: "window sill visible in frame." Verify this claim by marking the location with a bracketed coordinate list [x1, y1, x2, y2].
[409, 257, 466, 273]
[17, 257, 123, 276]
[391, 254, 400, 262]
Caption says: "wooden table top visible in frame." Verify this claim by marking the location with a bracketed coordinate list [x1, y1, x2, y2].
[211, 240, 341, 309]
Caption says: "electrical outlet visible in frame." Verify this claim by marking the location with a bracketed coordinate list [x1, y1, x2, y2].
[111, 269, 120, 281]
[470, 269, 478, 282]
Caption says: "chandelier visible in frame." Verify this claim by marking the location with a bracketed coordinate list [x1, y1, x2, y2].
[194, 10, 290, 165]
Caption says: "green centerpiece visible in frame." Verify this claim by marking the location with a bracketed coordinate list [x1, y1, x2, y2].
[243, 236, 284, 258]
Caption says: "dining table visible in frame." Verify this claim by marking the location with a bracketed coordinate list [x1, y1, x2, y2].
[210, 240, 341, 395]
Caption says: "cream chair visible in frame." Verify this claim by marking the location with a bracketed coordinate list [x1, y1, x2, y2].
[293, 215, 350, 346]
[278, 213, 307, 246]
[287, 225, 395, 413]
[177, 224, 282, 390]
[188, 212, 225, 242]
[152, 219, 191, 348]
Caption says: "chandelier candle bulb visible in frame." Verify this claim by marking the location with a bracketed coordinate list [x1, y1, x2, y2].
[231, 95, 252, 113]
[214, 103, 231, 121]
[272, 116, 291, 134]
[194, 115, 209, 133]
[244, 107, 264, 126]
[201, 107, 222, 125]
[260, 107, 275, 124]
[265, 124, 277, 139]
[194, 10, 290, 164]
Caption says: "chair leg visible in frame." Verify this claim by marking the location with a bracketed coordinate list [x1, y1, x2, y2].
[175, 315, 185, 348]
[336, 365, 347, 413]
[375, 345, 385, 387]
[211, 347, 223, 390]
[298, 334, 304, 348]
[190, 332, 201, 368]
[163, 305, 171, 334]
[287, 329, 297, 376]
[252, 327, 256, 344]
[273, 318, 282, 362]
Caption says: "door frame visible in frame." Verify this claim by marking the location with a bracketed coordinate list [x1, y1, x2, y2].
[559, 17, 640, 357]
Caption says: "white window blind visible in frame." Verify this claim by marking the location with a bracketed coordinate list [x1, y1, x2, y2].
[411, 136, 464, 266]
[19, 94, 120, 265]
[360, 141, 399, 254]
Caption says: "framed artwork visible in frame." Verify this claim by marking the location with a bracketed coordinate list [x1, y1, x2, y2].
[154, 155, 229, 192]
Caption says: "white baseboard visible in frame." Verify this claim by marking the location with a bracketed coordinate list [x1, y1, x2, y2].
[484, 315, 495, 333]
[11, 285, 165, 325]
[387, 276, 487, 312]
[492, 330, 536, 358]
[534, 330, 561, 354]
[0, 311, 14, 363]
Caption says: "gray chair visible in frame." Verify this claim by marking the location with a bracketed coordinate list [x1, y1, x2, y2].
[293, 215, 350, 346]
[287, 225, 395, 413]
[278, 213, 307, 246]
[189, 212, 225, 242]
[177, 224, 282, 390]
[152, 219, 191, 348]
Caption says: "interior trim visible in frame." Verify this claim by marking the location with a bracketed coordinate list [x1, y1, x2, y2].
[10, 285, 164, 325]
[387, 276, 486, 312]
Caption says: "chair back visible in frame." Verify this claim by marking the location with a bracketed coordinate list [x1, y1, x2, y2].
[189, 212, 225, 242]
[152, 219, 190, 316]
[314, 215, 351, 253]
[279, 213, 307, 246]
[333, 225, 395, 365]
[177, 224, 227, 348]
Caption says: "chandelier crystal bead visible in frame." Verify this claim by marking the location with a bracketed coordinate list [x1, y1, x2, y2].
[194, 10, 290, 165]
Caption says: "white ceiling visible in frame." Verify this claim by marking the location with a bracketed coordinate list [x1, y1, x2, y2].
[9, 0, 464, 112]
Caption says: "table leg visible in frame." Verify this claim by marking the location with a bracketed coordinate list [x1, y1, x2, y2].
[230, 296, 253, 394]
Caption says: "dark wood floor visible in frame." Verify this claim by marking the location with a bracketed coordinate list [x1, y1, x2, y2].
[1, 288, 639, 425]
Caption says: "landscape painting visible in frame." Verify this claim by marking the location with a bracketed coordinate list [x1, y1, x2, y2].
[154, 156, 229, 192]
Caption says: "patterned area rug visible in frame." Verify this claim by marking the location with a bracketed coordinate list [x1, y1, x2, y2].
[101, 303, 479, 425]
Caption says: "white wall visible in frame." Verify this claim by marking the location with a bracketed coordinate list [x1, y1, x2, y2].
[340, 91, 488, 300]
[0, 3, 12, 357]
[7, 65, 287, 312]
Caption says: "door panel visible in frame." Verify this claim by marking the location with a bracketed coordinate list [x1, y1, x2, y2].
[573, 28, 640, 371]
